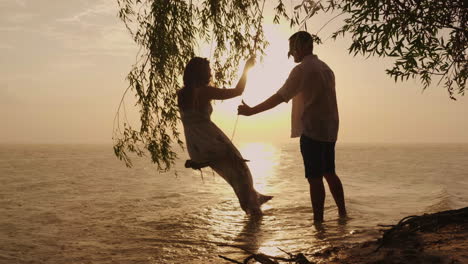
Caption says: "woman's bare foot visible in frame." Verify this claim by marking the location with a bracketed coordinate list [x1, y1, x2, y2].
[258, 194, 273, 205]
[247, 207, 263, 216]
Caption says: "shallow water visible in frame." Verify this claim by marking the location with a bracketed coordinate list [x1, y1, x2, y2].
[0, 142, 467, 263]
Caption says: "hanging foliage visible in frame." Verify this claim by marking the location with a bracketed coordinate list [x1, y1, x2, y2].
[293, 0, 467, 99]
[113, 0, 277, 171]
[114, 0, 466, 171]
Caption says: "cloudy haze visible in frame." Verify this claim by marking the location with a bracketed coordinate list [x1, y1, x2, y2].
[1, 0, 467, 144]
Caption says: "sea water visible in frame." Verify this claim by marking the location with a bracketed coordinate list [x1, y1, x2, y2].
[0, 142, 467, 263]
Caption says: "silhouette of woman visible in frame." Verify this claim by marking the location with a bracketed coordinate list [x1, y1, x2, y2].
[178, 57, 272, 214]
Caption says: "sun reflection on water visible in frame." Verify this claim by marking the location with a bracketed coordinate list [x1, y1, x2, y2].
[238, 142, 279, 194]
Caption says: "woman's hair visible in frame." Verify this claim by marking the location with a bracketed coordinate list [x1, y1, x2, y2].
[178, 57, 211, 109]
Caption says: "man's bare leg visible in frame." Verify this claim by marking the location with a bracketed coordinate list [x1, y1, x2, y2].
[308, 177, 325, 223]
[324, 173, 347, 217]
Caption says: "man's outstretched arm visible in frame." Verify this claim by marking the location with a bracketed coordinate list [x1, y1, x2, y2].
[238, 93, 284, 116]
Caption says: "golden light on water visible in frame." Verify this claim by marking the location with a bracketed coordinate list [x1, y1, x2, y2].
[257, 245, 283, 258]
[238, 142, 278, 194]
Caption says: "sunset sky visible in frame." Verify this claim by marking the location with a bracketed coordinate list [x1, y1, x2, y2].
[1, 0, 467, 144]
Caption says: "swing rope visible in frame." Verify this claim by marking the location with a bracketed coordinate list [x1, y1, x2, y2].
[230, 0, 266, 142]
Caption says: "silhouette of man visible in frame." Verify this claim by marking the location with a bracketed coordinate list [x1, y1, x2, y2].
[238, 31, 346, 223]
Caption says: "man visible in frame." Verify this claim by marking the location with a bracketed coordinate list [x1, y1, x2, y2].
[237, 31, 346, 223]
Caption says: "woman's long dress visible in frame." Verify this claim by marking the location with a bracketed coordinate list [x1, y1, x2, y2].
[180, 103, 269, 213]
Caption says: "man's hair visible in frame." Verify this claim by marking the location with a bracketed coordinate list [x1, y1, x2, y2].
[289, 31, 314, 52]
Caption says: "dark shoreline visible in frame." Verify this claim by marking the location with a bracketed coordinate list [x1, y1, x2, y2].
[220, 207, 468, 264]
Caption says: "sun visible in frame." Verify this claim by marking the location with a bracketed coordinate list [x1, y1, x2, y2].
[243, 63, 288, 105]
[242, 24, 296, 105]
[210, 23, 295, 142]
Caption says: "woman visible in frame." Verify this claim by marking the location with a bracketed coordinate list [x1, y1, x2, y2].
[178, 57, 272, 215]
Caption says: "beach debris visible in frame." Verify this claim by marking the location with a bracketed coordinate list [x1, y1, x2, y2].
[218, 247, 314, 264]
[376, 206, 468, 251]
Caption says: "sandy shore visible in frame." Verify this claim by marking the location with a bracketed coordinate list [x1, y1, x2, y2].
[221, 207, 468, 264]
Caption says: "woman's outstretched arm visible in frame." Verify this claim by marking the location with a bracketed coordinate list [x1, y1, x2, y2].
[204, 57, 255, 100]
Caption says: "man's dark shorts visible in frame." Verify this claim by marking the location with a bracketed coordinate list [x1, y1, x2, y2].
[300, 135, 336, 179]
